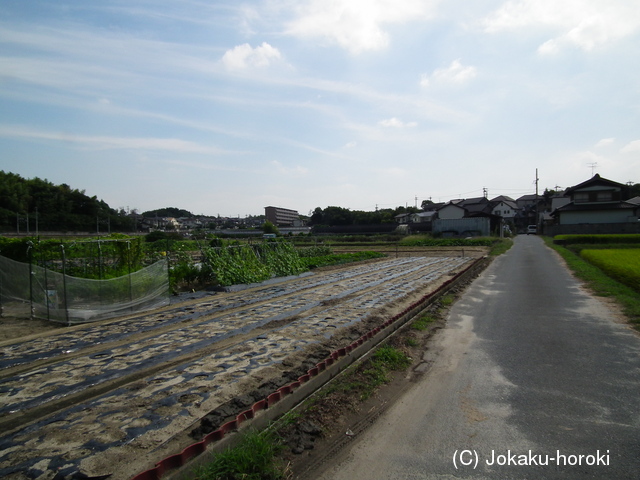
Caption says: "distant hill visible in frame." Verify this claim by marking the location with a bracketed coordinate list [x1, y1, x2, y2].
[141, 207, 194, 218]
[0, 171, 133, 232]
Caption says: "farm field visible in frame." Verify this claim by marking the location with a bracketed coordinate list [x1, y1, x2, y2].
[580, 248, 640, 291]
[0, 252, 486, 480]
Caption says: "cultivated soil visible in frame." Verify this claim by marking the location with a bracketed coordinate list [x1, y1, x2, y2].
[0, 250, 488, 480]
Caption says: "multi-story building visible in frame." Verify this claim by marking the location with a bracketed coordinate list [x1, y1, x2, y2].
[264, 206, 300, 226]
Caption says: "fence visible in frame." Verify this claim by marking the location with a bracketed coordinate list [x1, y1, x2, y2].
[0, 255, 170, 324]
[432, 217, 491, 237]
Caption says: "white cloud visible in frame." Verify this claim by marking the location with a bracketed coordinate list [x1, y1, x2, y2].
[378, 117, 417, 128]
[270, 160, 309, 176]
[482, 0, 640, 54]
[595, 138, 615, 148]
[285, 0, 437, 54]
[621, 140, 640, 154]
[421, 60, 477, 87]
[221, 42, 282, 70]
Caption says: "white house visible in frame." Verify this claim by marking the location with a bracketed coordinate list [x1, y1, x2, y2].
[490, 196, 518, 221]
[437, 202, 466, 220]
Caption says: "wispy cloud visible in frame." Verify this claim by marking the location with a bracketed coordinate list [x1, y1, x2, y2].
[421, 60, 477, 87]
[595, 138, 615, 148]
[621, 140, 640, 154]
[0, 125, 235, 155]
[378, 117, 417, 128]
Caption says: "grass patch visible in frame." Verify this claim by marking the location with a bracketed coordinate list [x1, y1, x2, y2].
[412, 313, 437, 331]
[545, 238, 640, 329]
[194, 429, 286, 480]
[405, 337, 419, 347]
[311, 344, 412, 403]
[357, 345, 412, 400]
[489, 238, 513, 256]
[440, 294, 455, 307]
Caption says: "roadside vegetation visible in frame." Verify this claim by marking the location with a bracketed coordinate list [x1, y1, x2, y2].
[194, 429, 286, 480]
[545, 234, 640, 329]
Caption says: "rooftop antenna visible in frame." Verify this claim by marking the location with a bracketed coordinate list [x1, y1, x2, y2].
[587, 162, 598, 176]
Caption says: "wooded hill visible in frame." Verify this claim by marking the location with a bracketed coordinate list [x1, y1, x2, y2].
[0, 171, 133, 232]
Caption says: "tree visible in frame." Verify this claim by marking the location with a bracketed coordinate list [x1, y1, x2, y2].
[421, 199, 434, 210]
[262, 220, 280, 235]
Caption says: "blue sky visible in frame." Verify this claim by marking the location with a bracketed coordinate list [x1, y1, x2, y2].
[1, 0, 639, 217]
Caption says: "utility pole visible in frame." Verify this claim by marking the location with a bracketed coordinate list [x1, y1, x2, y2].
[535, 168, 539, 227]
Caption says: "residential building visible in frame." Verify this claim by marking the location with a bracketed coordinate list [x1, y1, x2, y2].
[490, 196, 518, 221]
[265, 206, 300, 226]
[548, 174, 640, 235]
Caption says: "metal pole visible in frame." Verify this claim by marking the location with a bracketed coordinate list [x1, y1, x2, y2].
[0, 248, 3, 318]
[28, 242, 34, 319]
[44, 246, 50, 321]
[166, 239, 172, 293]
[60, 244, 70, 325]
[128, 241, 133, 310]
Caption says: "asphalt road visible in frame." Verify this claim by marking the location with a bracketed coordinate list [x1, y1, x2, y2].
[315, 235, 640, 480]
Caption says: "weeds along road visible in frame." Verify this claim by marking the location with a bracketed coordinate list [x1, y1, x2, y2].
[313, 235, 640, 480]
[0, 254, 479, 480]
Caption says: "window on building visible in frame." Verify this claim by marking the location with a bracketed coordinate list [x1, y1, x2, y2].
[597, 191, 613, 202]
[574, 192, 589, 203]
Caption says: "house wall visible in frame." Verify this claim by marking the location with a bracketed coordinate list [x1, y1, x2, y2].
[438, 204, 465, 220]
[560, 209, 632, 225]
[491, 202, 516, 219]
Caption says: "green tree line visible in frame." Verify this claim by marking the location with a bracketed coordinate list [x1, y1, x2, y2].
[308, 205, 420, 226]
[0, 171, 133, 232]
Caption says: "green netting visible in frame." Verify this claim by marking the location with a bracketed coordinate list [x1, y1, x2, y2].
[0, 255, 169, 324]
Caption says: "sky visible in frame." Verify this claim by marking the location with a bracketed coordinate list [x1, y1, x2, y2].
[1, 0, 639, 217]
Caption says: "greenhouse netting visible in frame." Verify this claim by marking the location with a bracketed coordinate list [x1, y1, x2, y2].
[0, 255, 170, 324]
